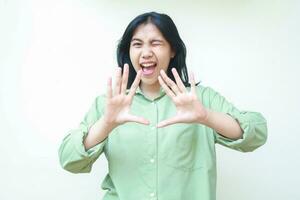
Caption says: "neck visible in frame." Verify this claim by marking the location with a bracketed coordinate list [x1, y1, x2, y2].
[140, 82, 161, 100]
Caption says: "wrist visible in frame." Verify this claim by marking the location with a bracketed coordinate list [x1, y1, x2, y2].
[197, 108, 210, 125]
[102, 115, 118, 130]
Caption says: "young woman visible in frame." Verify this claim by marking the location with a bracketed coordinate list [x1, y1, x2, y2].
[59, 12, 267, 200]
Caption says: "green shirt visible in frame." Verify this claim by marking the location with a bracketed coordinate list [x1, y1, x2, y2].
[58, 85, 267, 200]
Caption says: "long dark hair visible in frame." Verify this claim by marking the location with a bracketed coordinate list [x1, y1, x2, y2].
[117, 12, 192, 89]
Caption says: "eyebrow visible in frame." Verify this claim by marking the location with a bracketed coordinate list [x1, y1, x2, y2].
[151, 39, 163, 43]
[131, 38, 142, 43]
[131, 38, 164, 43]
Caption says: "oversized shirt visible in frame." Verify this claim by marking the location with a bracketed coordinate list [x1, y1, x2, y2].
[58, 85, 267, 200]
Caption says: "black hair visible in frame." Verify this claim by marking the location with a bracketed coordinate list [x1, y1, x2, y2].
[117, 11, 193, 89]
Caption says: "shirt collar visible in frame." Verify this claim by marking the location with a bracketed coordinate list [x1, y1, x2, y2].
[129, 86, 166, 100]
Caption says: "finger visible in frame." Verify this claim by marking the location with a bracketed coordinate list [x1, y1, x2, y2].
[158, 75, 176, 99]
[160, 69, 181, 95]
[128, 69, 142, 99]
[107, 77, 112, 99]
[127, 115, 150, 125]
[113, 67, 122, 96]
[189, 71, 196, 94]
[171, 68, 187, 93]
[121, 64, 129, 94]
[156, 117, 180, 128]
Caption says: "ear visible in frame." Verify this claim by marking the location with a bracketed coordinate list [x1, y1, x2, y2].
[171, 50, 175, 58]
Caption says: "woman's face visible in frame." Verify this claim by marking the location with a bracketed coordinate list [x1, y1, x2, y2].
[129, 23, 175, 88]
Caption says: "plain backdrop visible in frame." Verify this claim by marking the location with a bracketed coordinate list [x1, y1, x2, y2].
[1, 0, 299, 199]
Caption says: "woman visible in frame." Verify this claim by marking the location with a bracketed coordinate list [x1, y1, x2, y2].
[59, 12, 267, 200]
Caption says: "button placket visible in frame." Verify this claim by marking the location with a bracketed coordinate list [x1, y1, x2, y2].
[146, 100, 158, 200]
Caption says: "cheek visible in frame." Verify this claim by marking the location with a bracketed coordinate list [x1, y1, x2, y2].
[158, 52, 172, 65]
[129, 50, 140, 69]
[129, 49, 133, 60]
[156, 48, 172, 60]
[129, 49, 138, 62]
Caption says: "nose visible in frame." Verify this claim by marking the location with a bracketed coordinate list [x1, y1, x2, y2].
[141, 46, 153, 59]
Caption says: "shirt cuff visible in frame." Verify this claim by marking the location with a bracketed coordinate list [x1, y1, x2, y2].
[215, 111, 267, 152]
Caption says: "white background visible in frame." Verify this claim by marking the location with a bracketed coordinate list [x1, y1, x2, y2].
[0, 0, 299, 199]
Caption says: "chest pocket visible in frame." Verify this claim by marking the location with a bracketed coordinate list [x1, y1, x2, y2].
[160, 124, 203, 171]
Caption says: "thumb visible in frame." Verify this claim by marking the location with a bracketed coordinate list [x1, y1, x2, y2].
[156, 116, 180, 128]
[127, 115, 150, 125]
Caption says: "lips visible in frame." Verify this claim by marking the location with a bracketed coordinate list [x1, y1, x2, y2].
[140, 62, 157, 76]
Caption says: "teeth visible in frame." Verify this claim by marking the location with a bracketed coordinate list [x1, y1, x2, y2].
[141, 63, 156, 67]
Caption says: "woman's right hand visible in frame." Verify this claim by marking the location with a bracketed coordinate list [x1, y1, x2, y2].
[83, 64, 148, 150]
[102, 63, 149, 128]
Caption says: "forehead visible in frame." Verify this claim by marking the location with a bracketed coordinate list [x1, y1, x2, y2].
[132, 23, 165, 40]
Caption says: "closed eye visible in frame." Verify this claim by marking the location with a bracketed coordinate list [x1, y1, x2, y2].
[132, 42, 142, 46]
[152, 42, 162, 46]
[151, 39, 164, 47]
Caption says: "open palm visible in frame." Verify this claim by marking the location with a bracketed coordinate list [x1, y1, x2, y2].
[157, 68, 208, 128]
[103, 64, 149, 127]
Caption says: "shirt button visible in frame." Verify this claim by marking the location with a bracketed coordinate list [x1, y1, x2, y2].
[150, 126, 156, 130]
[150, 192, 155, 197]
[150, 158, 155, 163]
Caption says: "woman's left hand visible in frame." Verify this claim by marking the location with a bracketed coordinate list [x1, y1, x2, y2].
[157, 68, 208, 128]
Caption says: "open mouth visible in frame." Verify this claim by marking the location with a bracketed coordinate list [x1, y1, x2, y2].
[140, 62, 157, 76]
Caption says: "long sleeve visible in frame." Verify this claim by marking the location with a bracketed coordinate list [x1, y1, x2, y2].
[58, 95, 107, 173]
[201, 86, 268, 152]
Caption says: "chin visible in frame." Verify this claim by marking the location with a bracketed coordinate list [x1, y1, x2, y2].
[141, 78, 158, 85]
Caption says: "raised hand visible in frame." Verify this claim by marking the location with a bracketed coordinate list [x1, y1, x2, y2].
[157, 68, 208, 128]
[103, 64, 150, 127]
